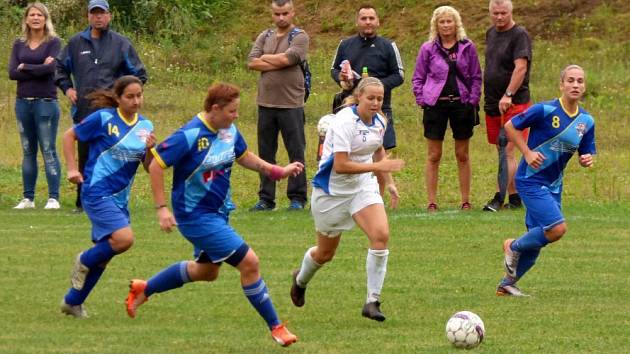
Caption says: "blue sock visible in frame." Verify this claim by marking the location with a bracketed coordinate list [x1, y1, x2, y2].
[80, 240, 116, 269]
[145, 261, 191, 297]
[64, 265, 106, 305]
[515, 249, 541, 279]
[243, 278, 281, 329]
[511, 227, 549, 252]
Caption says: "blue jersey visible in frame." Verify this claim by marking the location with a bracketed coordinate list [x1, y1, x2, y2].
[152, 114, 248, 225]
[74, 108, 153, 207]
[512, 99, 596, 193]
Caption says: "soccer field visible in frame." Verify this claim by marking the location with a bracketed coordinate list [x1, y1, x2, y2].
[1, 201, 628, 353]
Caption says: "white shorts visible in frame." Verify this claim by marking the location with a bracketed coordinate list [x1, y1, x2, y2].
[310, 186, 383, 237]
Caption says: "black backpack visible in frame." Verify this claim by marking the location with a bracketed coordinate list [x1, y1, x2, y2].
[263, 27, 311, 102]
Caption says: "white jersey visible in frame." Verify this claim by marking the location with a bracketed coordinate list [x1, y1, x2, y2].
[312, 106, 386, 196]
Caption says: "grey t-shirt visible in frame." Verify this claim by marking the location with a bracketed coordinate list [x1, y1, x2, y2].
[248, 27, 309, 108]
[484, 24, 532, 116]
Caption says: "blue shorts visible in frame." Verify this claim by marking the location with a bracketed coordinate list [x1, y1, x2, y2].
[177, 213, 247, 265]
[82, 196, 130, 242]
[519, 184, 564, 231]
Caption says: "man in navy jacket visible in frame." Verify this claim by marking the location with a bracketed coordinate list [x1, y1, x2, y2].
[55, 0, 147, 211]
[330, 4, 404, 150]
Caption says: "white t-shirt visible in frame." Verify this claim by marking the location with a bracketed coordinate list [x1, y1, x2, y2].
[312, 106, 386, 196]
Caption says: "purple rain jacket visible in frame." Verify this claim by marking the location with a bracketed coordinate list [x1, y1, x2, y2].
[411, 38, 482, 107]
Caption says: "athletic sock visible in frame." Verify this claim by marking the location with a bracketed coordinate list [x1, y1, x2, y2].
[515, 249, 541, 279]
[64, 265, 106, 305]
[80, 239, 116, 269]
[296, 246, 322, 287]
[145, 261, 191, 297]
[366, 248, 389, 303]
[511, 227, 549, 252]
[242, 278, 281, 329]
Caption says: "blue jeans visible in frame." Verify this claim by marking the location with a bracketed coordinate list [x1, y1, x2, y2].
[15, 98, 61, 201]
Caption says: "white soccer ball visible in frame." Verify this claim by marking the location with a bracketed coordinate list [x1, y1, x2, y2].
[445, 311, 485, 349]
[317, 114, 335, 136]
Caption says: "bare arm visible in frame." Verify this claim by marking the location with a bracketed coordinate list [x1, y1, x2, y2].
[372, 146, 401, 209]
[505, 120, 545, 169]
[149, 158, 177, 232]
[333, 150, 404, 175]
[62, 128, 83, 184]
[237, 151, 304, 178]
[142, 133, 156, 172]
[499, 58, 528, 114]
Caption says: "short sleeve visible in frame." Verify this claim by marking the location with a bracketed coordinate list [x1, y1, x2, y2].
[73, 111, 106, 142]
[331, 118, 354, 153]
[234, 130, 248, 158]
[152, 129, 192, 169]
[511, 29, 532, 61]
[511, 103, 542, 131]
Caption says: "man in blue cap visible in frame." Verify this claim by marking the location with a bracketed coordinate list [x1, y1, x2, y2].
[56, 0, 147, 214]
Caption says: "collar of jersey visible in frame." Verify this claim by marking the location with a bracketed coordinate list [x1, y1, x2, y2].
[117, 108, 138, 126]
[558, 98, 579, 118]
[197, 113, 218, 133]
[352, 105, 377, 126]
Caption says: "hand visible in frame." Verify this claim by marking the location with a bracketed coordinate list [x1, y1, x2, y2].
[282, 161, 305, 178]
[66, 88, 77, 105]
[157, 207, 177, 233]
[499, 95, 512, 115]
[145, 132, 157, 149]
[67, 169, 84, 184]
[377, 155, 405, 173]
[524, 150, 546, 169]
[44, 56, 55, 65]
[579, 154, 593, 167]
[386, 183, 400, 209]
[17, 63, 25, 71]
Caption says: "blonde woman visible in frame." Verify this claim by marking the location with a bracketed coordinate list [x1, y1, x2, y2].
[8, 2, 62, 209]
[412, 5, 482, 211]
[290, 77, 405, 322]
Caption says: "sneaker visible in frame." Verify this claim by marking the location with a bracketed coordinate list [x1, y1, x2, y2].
[126, 279, 148, 318]
[503, 239, 520, 278]
[270, 323, 298, 347]
[13, 198, 35, 209]
[249, 200, 274, 212]
[70, 252, 89, 291]
[44, 198, 60, 210]
[496, 284, 530, 297]
[287, 200, 305, 211]
[290, 269, 306, 307]
[361, 301, 386, 322]
[483, 192, 503, 212]
[427, 203, 438, 213]
[460, 202, 472, 211]
[506, 193, 523, 209]
[60, 300, 88, 318]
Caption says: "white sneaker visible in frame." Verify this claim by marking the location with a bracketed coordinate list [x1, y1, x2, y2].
[60, 300, 88, 318]
[14, 199, 35, 209]
[44, 198, 60, 210]
[71, 252, 90, 291]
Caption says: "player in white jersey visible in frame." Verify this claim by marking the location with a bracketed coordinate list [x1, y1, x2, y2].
[290, 77, 405, 321]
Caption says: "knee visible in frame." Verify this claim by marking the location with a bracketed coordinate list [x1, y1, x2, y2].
[110, 232, 134, 253]
[312, 247, 336, 264]
[455, 151, 469, 164]
[427, 152, 442, 165]
[546, 223, 567, 242]
[369, 230, 390, 250]
[239, 254, 260, 278]
[187, 262, 219, 282]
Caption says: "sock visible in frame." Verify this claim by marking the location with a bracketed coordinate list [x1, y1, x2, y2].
[80, 239, 116, 269]
[64, 265, 106, 305]
[515, 249, 541, 279]
[511, 227, 549, 252]
[145, 261, 191, 297]
[242, 278, 281, 329]
[296, 246, 322, 287]
[366, 248, 389, 303]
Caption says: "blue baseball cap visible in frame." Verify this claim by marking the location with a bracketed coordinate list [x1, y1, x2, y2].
[88, 0, 110, 12]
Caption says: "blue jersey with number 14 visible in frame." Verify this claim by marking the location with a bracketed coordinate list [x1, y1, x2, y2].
[74, 108, 153, 207]
[512, 98, 596, 193]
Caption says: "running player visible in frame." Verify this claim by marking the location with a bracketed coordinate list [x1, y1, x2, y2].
[290, 77, 405, 321]
[497, 65, 596, 296]
[60, 75, 155, 317]
[125, 83, 301, 347]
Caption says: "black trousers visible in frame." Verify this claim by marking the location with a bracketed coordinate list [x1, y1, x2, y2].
[256, 106, 307, 207]
[73, 96, 98, 208]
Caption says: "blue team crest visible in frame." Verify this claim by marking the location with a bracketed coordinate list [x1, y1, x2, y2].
[575, 123, 586, 137]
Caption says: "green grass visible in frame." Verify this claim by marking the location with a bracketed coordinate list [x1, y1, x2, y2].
[0, 200, 629, 353]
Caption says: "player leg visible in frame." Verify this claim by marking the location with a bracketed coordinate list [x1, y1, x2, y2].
[292, 233, 341, 307]
[353, 193, 390, 321]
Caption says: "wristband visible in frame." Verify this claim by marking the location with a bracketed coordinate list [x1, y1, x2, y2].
[268, 165, 284, 181]
[155, 204, 167, 210]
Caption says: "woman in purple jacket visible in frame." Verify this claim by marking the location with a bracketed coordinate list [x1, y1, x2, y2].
[8, 2, 62, 210]
[412, 5, 482, 212]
